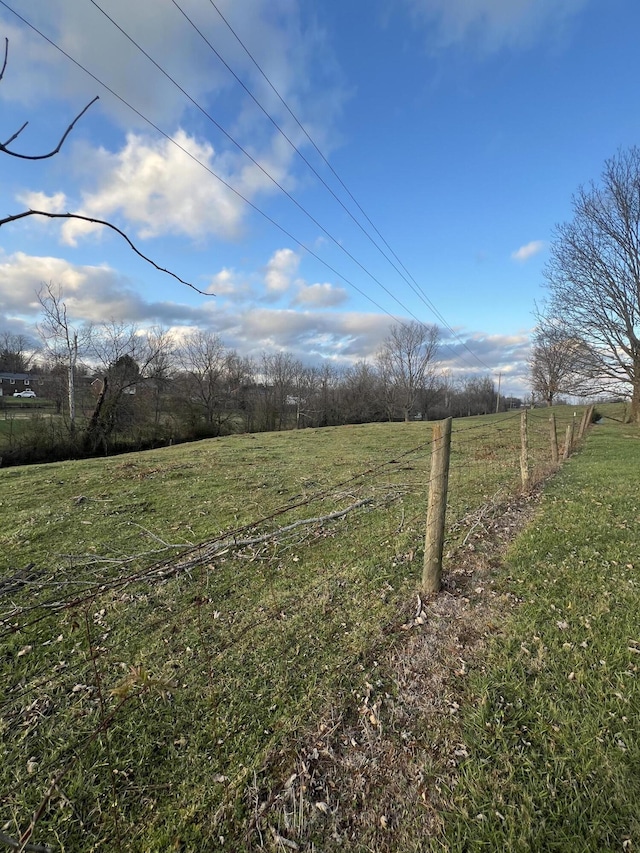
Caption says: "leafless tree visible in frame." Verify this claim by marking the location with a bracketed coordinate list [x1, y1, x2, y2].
[223, 352, 256, 431]
[338, 361, 381, 423]
[309, 363, 340, 427]
[36, 283, 92, 434]
[177, 330, 229, 428]
[260, 352, 301, 431]
[0, 331, 37, 372]
[145, 327, 177, 425]
[544, 147, 640, 422]
[529, 312, 588, 406]
[376, 321, 440, 422]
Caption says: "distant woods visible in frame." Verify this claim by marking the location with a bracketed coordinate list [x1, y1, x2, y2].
[0, 307, 518, 465]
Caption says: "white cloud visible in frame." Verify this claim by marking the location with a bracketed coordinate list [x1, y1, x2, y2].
[292, 282, 348, 307]
[17, 191, 68, 213]
[225, 307, 393, 361]
[264, 248, 300, 295]
[0, 2, 350, 252]
[0, 244, 532, 387]
[59, 130, 254, 245]
[0, 247, 386, 362]
[0, 1, 347, 143]
[437, 329, 532, 395]
[0, 250, 201, 326]
[511, 240, 545, 262]
[406, 0, 588, 53]
[207, 267, 252, 298]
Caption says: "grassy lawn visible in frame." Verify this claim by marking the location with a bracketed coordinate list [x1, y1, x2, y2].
[442, 414, 640, 851]
[0, 408, 593, 850]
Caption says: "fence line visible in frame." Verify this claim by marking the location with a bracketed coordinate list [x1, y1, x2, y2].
[0, 406, 596, 851]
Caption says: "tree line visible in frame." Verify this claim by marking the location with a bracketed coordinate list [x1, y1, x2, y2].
[0, 297, 517, 464]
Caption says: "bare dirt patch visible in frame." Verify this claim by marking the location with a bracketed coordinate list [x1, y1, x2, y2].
[248, 488, 543, 852]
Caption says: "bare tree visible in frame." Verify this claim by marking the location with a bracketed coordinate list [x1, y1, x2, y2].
[310, 363, 340, 427]
[544, 147, 640, 422]
[177, 330, 229, 428]
[376, 321, 440, 422]
[37, 283, 92, 434]
[81, 322, 176, 449]
[0, 332, 37, 372]
[261, 352, 301, 431]
[145, 327, 176, 425]
[529, 312, 587, 406]
[224, 352, 256, 431]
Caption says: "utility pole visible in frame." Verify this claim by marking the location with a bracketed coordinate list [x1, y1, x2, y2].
[495, 371, 502, 414]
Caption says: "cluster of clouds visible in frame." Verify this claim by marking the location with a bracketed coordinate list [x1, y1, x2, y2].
[20, 131, 261, 245]
[405, 0, 588, 54]
[0, 245, 375, 360]
[262, 249, 347, 307]
[0, 0, 569, 395]
[0, 244, 532, 393]
[0, 0, 345, 133]
[2, 0, 348, 247]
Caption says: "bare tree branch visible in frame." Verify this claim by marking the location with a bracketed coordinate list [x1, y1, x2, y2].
[1, 210, 208, 294]
[0, 38, 207, 296]
[2, 118, 28, 149]
[0, 37, 99, 158]
[0, 37, 8, 82]
[1, 96, 99, 157]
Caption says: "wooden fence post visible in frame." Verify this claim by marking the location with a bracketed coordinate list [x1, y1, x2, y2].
[549, 412, 559, 464]
[520, 409, 530, 491]
[423, 417, 452, 595]
[579, 405, 595, 439]
[578, 408, 589, 439]
[563, 421, 574, 459]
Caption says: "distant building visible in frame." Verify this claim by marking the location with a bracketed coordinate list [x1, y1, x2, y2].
[0, 372, 45, 396]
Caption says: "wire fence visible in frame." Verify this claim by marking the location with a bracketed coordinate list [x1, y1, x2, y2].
[0, 407, 594, 851]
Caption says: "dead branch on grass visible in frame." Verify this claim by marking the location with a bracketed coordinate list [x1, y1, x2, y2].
[0, 830, 52, 852]
[1, 498, 379, 628]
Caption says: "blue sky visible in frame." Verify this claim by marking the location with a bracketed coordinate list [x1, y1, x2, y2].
[1, 0, 639, 397]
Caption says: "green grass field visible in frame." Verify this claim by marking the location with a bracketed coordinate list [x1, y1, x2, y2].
[441, 412, 640, 852]
[1, 406, 623, 851]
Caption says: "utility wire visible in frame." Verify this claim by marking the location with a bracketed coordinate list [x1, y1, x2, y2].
[0, 0, 404, 326]
[89, 0, 490, 372]
[86, 0, 431, 329]
[170, 0, 473, 350]
[2, 0, 492, 374]
[206, 0, 494, 372]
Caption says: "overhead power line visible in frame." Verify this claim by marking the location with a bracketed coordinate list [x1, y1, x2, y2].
[91, 0, 491, 372]
[86, 0, 435, 329]
[0, 0, 403, 326]
[204, 0, 494, 372]
[1, 0, 493, 374]
[170, 0, 459, 335]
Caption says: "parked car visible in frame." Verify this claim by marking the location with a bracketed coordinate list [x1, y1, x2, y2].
[13, 389, 37, 398]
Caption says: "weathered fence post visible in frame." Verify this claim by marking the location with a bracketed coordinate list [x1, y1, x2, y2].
[520, 409, 530, 491]
[578, 408, 589, 439]
[579, 405, 595, 439]
[563, 421, 574, 459]
[423, 417, 452, 595]
[549, 412, 559, 464]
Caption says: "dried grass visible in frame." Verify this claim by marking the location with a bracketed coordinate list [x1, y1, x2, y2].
[249, 490, 542, 852]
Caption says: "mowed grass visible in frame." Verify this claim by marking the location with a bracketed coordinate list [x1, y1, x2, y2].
[442, 413, 640, 852]
[0, 409, 584, 851]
